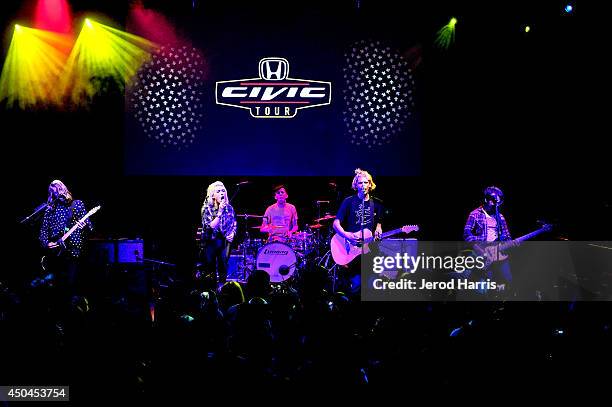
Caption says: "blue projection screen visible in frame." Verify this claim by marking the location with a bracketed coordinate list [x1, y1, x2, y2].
[124, 9, 421, 176]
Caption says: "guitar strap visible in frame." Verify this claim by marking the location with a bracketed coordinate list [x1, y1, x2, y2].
[370, 199, 375, 226]
[68, 201, 75, 225]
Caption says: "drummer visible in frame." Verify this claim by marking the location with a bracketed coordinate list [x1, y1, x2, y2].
[260, 185, 299, 242]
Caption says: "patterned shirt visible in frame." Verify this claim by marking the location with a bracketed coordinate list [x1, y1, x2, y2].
[39, 200, 92, 258]
[202, 204, 237, 241]
[336, 195, 384, 233]
[463, 206, 511, 242]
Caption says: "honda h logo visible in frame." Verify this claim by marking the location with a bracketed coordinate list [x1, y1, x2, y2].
[259, 58, 289, 80]
[216, 57, 332, 118]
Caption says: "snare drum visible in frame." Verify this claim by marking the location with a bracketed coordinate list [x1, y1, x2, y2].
[256, 242, 297, 283]
[268, 235, 288, 244]
[242, 238, 264, 254]
[288, 231, 314, 253]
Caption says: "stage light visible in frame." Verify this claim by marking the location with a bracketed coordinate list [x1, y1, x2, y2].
[127, 1, 184, 47]
[564, 4, 574, 14]
[435, 17, 458, 49]
[130, 45, 205, 148]
[0, 25, 72, 108]
[62, 18, 157, 104]
[34, 0, 73, 34]
[524, 25, 531, 33]
[343, 40, 415, 148]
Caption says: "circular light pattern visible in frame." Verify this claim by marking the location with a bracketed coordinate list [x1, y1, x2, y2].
[343, 40, 415, 148]
[130, 45, 205, 148]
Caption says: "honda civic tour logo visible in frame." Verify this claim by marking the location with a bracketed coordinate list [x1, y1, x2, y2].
[215, 57, 332, 118]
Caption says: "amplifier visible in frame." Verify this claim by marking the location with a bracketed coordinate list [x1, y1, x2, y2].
[89, 239, 144, 264]
[377, 238, 418, 280]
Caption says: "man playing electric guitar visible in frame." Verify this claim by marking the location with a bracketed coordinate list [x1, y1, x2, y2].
[332, 168, 385, 295]
[39, 180, 93, 319]
[463, 186, 513, 287]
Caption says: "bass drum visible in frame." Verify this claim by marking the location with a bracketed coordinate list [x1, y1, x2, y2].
[256, 242, 297, 283]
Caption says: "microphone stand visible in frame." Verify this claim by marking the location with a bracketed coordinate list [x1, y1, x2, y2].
[229, 184, 242, 205]
[19, 202, 48, 224]
[494, 203, 503, 241]
[360, 193, 366, 256]
[315, 201, 322, 258]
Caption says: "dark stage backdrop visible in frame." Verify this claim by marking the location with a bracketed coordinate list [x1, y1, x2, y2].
[123, 2, 422, 176]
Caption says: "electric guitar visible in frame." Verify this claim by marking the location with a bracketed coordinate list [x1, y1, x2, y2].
[330, 225, 419, 266]
[473, 223, 553, 267]
[47, 205, 101, 254]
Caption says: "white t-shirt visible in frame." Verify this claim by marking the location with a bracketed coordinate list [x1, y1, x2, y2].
[484, 210, 498, 242]
[263, 203, 298, 236]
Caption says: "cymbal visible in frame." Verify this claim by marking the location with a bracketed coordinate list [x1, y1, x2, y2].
[307, 224, 324, 229]
[293, 231, 313, 238]
[250, 225, 283, 229]
[314, 214, 335, 222]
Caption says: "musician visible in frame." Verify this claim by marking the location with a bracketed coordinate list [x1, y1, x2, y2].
[39, 180, 92, 311]
[463, 186, 512, 284]
[333, 169, 385, 294]
[201, 181, 237, 286]
[260, 185, 298, 241]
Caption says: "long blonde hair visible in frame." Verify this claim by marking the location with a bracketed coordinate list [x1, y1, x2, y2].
[351, 168, 376, 191]
[202, 181, 226, 215]
[47, 180, 73, 205]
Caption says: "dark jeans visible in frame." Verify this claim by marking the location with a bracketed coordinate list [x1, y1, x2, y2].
[338, 250, 378, 297]
[204, 237, 231, 285]
[486, 259, 512, 284]
[43, 255, 84, 320]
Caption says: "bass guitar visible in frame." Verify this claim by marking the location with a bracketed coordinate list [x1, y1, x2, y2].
[473, 223, 553, 267]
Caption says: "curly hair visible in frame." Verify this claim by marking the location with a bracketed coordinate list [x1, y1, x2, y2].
[483, 185, 504, 203]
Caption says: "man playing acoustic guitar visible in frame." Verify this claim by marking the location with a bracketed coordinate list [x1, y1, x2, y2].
[332, 168, 385, 295]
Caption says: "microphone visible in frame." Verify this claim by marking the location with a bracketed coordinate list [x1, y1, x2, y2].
[315, 200, 330, 204]
[485, 194, 500, 206]
[20, 202, 51, 224]
[219, 195, 227, 213]
[236, 181, 250, 186]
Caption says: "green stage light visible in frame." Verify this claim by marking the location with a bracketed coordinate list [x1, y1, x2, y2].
[435, 17, 458, 50]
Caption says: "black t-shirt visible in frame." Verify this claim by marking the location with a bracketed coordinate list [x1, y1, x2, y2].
[336, 195, 385, 233]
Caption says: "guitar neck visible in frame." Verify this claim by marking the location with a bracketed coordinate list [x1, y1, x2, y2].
[380, 228, 404, 239]
[60, 221, 84, 242]
[500, 227, 546, 249]
[59, 210, 96, 242]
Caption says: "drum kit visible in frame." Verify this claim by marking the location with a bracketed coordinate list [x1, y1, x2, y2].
[231, 211, 337, 283]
